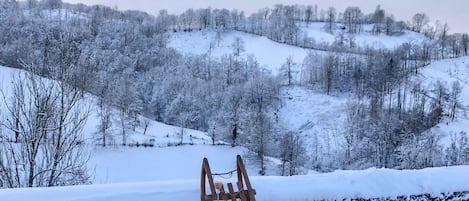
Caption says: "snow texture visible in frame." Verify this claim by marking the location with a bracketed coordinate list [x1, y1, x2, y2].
[1, 165, 468, 201]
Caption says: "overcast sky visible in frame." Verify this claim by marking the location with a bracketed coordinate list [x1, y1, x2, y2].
[63, 0, 469, 33]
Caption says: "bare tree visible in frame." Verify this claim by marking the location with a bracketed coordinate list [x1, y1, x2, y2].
[42, 0, 62, 9]
[372, 5, 385, 35]
[437, 22, 450, 58]
[280, 56, 296, 85]
[323, 54, 338, 95]
[343, 7, 362, 34]
[231, 37, 245, 57]
[304, 5, 313, 25]
[0, 64, 90, 188]
[462, 33, 469, 56]
[280, 131, 308, 176]
[324, 7, 336, 34]
[449, 81, 463, 121]
[412, 13, 429, 33]
[96, 96, 113, 147]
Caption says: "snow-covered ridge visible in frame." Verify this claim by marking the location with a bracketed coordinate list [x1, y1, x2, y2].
[1, 165, 468, 201]
[168, 23, 428, 75]
[299, 23, 427, 50]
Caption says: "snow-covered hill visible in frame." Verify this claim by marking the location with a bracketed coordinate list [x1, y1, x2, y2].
[299, 22, 427, 50]
[414, 56, 469, 145]
[169, 24, 428, 75]
[0, 65, 279, 185]
[169, 29, 308, 75]
[0, 66, 211, 147]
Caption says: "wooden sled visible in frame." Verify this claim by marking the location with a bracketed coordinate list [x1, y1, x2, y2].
[200, 155, 256, 201]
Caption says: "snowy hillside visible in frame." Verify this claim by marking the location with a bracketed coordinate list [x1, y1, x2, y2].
[299, 22, 427, 50]
[169, 29, 309, 75]
[414, 56, 469, 145]
[169, 25, 428, 75]
[278, 86, 350, 168]
[0, 66, 211, 147]
[0, 65, 279, 184]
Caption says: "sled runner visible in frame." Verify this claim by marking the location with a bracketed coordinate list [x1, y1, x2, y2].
[200, 155, 256, 201]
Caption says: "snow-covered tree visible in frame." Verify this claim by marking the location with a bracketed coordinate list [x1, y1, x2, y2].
[0, 63, 90, 188]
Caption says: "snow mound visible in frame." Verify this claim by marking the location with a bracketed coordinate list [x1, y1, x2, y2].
[1, 165, 468, 201]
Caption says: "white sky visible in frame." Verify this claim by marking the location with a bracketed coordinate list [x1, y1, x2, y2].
[63, 0, 469, 34]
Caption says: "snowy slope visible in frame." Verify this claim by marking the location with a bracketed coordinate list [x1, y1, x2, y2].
[299, 23, 427, 50]
[0, 66, 211, 147]
[414, 56, 469, 145]
[1, 165, 469, 201]
[0, 65, 280, 184]
[169, 29, 314, 75]
[279, 86, 350, 167]
[169, 26, 427, 75]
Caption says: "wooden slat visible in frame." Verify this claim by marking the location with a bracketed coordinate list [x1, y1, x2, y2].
[227, 183, 237, 201]
[201, 158, 217, 201]
[216, 182, 226, 200]
[202, 155, 255, 201]
[237, 155, 256, 201]
[237, 181, 248, 201]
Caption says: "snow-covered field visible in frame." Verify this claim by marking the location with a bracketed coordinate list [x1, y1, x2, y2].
[90, 145, 250, 183]
[1, 165, 469, 201]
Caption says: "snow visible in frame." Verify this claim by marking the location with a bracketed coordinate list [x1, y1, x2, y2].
[1, 30, 468, 201]
[82, 108, 212, 147]
[278, 86, 350, 164]
[0, 65, 279, 185]
[169, 29, 314, 75]
[0, 65, 211, 147]
[0, 66, 17, 94]
[89, 145, 250, 183]
[1, 165, 469, 201]
[169, 25, 427, 76]
[415, 56, 469, 145]
[299, 22, 428, 50]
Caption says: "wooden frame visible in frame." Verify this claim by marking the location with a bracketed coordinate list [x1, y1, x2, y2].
[201, 155, 256, 201]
